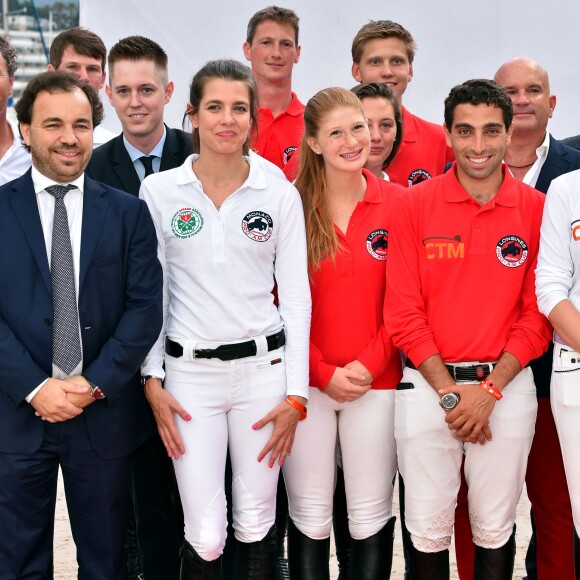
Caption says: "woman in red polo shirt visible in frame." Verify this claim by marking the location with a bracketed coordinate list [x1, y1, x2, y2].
[283, 87, 403, 579]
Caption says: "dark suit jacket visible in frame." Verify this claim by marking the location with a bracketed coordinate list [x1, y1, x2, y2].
[86, 127, 192, 196]
[560, 134, 580, 151]
[530, 135, 580, 395]
[0, 170, 163, 459]
[534, 135, 580, 194]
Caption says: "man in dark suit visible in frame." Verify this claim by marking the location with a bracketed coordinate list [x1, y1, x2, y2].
[0, 71, 162, 579]
[87, 35, 191, 196]
[86, 36, 191, 580]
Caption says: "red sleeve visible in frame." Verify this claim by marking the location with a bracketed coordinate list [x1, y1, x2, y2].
[384, 194, 440, 366]
[309, 341, 336, 390]
[356, 325, 392, 379]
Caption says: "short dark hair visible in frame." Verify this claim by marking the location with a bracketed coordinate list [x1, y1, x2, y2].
[49, 27, 106, 71]
[15, 71, 104, 150]
[352, 20, 417, 64]
[186, 59, 258, 155]
[246, 6, 300, 45]
[0, 34, 18, 77]
[108, 36, 169, 84]
[444, 79, 513, 130]
[351, 82, 403, 168]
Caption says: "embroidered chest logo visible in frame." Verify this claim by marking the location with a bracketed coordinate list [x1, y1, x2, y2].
[366, 229, 388, 260]
[242, 211, 273, 242]
[408, 169, 432, 187]
[496, 235, 528, 268]
[572, 220, 580, 241]
[171, 208, 204, 239]
[283, 146, 297, 166]
[423, 235, 464, 259]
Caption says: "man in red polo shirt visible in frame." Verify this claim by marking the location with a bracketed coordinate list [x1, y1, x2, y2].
[351, 20, 454, 187]
[243, 6, 304, 181]
[385, 79, 551, 578]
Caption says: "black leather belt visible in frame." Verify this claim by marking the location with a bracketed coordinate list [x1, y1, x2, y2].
[165, 330, 285, 361]
[405, 359, 497, 382]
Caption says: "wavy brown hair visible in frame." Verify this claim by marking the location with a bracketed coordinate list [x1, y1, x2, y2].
[295, 87, 365, 273]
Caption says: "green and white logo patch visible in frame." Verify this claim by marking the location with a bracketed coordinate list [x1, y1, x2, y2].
[171, 207, 204, 239]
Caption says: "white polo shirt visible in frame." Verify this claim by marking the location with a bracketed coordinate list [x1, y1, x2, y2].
[140, 153, 311, 398]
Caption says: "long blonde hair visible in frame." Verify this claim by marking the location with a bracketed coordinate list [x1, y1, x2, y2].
[295, 87, 365, 272]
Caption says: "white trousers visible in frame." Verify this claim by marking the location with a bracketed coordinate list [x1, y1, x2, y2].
[395, 367, 537, 552]
[551, 342, 580, 535]
[283, 387, 396, 540]
[165, 346, 286, 561]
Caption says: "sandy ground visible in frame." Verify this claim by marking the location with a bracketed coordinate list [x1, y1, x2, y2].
[54, 472, 531, 579]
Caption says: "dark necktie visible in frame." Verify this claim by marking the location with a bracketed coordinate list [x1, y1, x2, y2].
[140, 155, 156, 178]
[46, 184, 82, 375]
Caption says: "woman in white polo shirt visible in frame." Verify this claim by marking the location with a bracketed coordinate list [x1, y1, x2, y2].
[139, 59, 311, 579]
[536, 169, 580, 578]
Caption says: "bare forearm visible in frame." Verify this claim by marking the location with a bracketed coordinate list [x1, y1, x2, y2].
[549, 299, 580, 353]
[417, 354, 455, 394]
[487, 351, 522, 391]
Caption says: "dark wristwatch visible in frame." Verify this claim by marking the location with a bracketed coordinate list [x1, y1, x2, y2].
[83, 375, 105, 400]
[141, 375, 163, 386]
[439, 392, 460, 411]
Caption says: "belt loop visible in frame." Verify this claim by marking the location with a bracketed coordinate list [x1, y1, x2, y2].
[254, 334, 268, 357]
[181, 339, 198, 362]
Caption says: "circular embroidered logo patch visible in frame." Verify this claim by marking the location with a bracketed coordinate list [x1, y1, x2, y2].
[283, 146, 297, 165]
[366, 229, 389, 260]
[171, 208, 204, 239]
[408, 168, 432, 187]
[242, 211, 273, 242]
[496, 235, 528, 268]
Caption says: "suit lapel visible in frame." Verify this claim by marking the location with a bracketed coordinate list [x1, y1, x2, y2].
[536, 136, 568, 194]
[112, 135, 142, 196]
[159, 127, 180, 172]
[8, 171, 52, 293]
[79, 176, 110, 292]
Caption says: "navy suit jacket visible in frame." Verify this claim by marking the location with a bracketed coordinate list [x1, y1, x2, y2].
[0, 170, 163, 459]
[86, 127, 192, 196]
[530, 135, 580, 395]
[535, 135, 580, 194]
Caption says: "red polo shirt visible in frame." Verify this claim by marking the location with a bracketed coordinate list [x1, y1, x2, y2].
[252, 92, 305, 182]
[385, 165, 551, 368]
[309, 170, 404, 390]
[387, 107, 454, 188]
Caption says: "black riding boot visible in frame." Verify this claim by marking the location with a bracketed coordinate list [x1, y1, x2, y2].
[287, 520, 330, 580]
[234, 525, 277, 579]
[574, 528, 580, 578]
[333, 467, 352, 580]
[474, 526, 516, 580]
[180, 540, 222, 580]
[350, 516, 396, 579]
[409, 543, 450, 580]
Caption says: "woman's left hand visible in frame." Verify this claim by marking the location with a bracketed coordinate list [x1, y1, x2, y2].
[252, 396, 307, 468]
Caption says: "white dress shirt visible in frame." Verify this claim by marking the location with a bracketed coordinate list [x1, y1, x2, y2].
[0, 117, 32, 185]
[521, 131, 550, 188]
[26, 167, 85, 401]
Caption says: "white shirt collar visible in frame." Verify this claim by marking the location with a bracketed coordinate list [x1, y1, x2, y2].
[176, 153, 269, 191]
[123, 126, 167, 161]
[31, 165, 85, 195]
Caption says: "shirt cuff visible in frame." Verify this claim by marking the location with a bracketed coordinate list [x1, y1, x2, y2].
[26, 378, 49, 403]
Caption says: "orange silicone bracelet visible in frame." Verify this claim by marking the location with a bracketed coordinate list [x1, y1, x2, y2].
[479, 379, 503, 400]
[285, 396, 307, 421]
